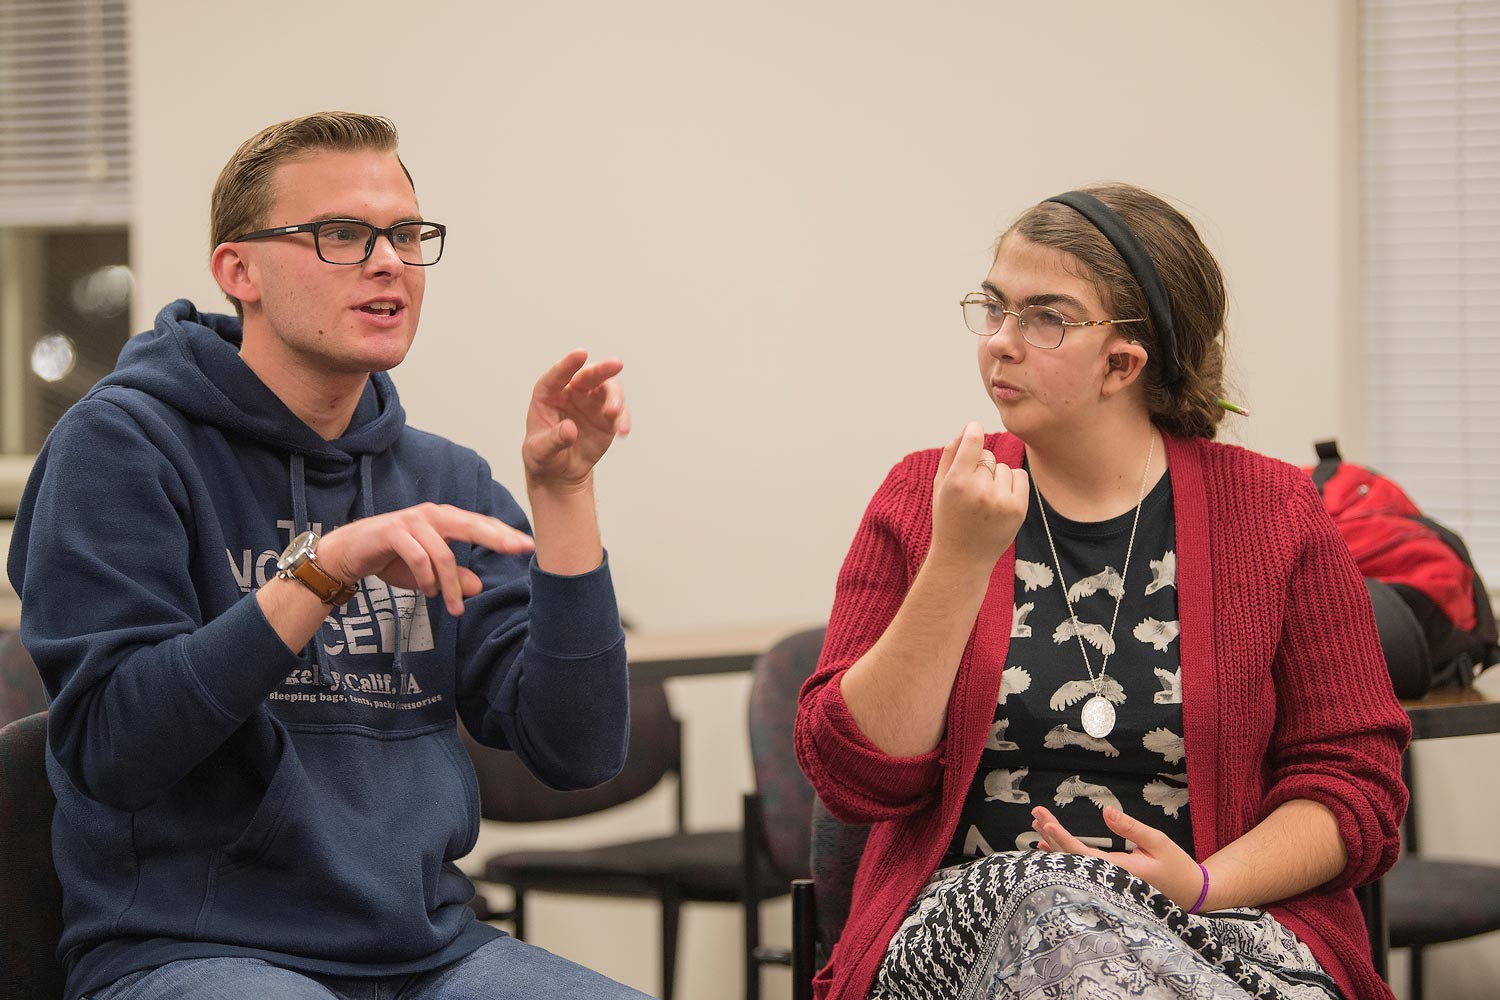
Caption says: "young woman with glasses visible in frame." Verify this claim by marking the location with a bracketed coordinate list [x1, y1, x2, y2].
[795, 183, 1409, 1000]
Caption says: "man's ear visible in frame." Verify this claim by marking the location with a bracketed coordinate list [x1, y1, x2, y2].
[210, 243, 261, 305]
[1102, 337, 1150, 397]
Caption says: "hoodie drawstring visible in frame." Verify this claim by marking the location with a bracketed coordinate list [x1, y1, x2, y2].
[288, 453, 337, 688]
[289, 452, 406, 699]
[362, 454, 407, 698]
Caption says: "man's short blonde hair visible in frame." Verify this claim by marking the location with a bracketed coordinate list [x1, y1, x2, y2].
[210, 112, 414, 314]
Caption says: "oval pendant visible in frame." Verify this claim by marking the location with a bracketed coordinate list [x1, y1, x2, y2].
[1081, 695, 1116, 739]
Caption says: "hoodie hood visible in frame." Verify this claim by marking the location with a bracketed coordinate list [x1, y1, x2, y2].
[99, 299, 412, 689]
[98, 299, 407, 467]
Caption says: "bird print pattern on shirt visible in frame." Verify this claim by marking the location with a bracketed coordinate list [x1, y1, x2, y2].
[1152, 667, 1182, 704]
[1055, 775, 1124, 813]
[983, 768, 1030, 803]
[1049, 675, 1126, 711]
[1134, 616, 1180, 651]
[946, 472, 1195, 866]
[1015, 559, 1054, 592]
[1066, 566, 1124, 602]
[1143, 727, 1186, 764]
[986, 718, 1019, 751]
[1144, 774, 1190, 818]
[1012, 602, 1034, 638]
[1053, 617, 1117, 655]
[1146, 550, 1176, 595]
[997, 667, 1031, 704]
[1043, 725, 1120, 757]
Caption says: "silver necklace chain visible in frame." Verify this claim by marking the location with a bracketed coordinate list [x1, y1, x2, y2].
[1033, 433, 1156, 716]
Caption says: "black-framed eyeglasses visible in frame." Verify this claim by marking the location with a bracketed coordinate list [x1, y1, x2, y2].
[231, 219, 447, 266]
[960, 292, 1143, 350]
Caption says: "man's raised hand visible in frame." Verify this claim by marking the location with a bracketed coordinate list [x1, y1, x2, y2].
[522, 350, 630, 492]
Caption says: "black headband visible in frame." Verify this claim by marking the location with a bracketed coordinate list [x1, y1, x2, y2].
[1044, 191, 1182, 388]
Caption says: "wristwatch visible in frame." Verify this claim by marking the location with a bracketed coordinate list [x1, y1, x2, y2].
[275, 530, 358, 606]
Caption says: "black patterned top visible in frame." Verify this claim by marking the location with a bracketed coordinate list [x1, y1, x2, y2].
[943, 472, 1192, 868]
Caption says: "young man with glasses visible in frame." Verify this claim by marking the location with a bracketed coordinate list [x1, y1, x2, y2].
[8, 112, 647, 1000]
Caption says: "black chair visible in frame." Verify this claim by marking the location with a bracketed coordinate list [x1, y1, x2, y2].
[741, 626, 824, 1000]
[1381, 753, 1500, 999]
[1356, 595, 1500, 997]
[467, 679, 762, 1000]
[0, 633, 65, 999]
[0, 630, 48, 728]
[0, 711, 65, 1000]
[789, 795, 870, 1000]
[1355, 877, 1388, 980]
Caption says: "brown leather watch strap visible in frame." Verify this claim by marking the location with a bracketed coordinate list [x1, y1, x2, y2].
[278, 530, 359, 607]
[290, 554, 359, 606]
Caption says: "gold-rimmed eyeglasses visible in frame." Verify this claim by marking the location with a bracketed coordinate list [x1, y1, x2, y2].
[959, 292, 1143, 350]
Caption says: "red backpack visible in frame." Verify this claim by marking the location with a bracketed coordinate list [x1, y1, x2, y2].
[1308, 440, 1499, 697]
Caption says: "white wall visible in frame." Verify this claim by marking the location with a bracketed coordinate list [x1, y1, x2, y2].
[129, 2, 1497, 997]
[131, 0, 1364, 636]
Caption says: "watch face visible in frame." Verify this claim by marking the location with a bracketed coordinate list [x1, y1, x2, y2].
[278, 530, 318, 572]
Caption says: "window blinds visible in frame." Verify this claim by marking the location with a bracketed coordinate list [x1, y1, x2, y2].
[0, 0, 129, 226]
[1362, 0, 1500, 583]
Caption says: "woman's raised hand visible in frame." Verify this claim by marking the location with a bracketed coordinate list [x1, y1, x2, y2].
[929, 421, 1029, 573]
[522, 350, 630, 492]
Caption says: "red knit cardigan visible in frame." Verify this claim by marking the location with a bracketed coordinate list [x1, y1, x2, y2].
[795, 432, 1412, 1000]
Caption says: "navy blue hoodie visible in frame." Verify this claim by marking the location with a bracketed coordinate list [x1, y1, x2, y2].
[7, 301, 630, 998]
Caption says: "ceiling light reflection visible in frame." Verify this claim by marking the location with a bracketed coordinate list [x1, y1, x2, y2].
[32, 333, 78, 383]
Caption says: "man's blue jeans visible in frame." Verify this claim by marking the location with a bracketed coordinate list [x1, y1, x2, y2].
[84, 936, 653, 1000]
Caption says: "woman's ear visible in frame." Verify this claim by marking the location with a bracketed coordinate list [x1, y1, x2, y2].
[1102, 337, 1150, 397]
[210, 243, 261, 305]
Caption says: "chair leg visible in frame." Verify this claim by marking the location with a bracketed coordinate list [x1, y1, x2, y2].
[744, 893, 760, 1000]
[791, 880, 816, 1000]
[743, 792, 762, 1000]
[512, 888, 527, 942]
[1358, 879, 1388, 982]
[1410, 945, 1424, 1000]
[661, 890, 681, 1000]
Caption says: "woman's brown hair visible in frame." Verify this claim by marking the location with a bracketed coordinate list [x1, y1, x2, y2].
[1005, 183, 1230, 439]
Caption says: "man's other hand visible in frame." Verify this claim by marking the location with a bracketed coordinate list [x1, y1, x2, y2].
[318, 504, 535, 616]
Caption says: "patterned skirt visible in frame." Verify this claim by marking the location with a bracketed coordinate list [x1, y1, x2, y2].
[868, 852, 1343, 1000]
